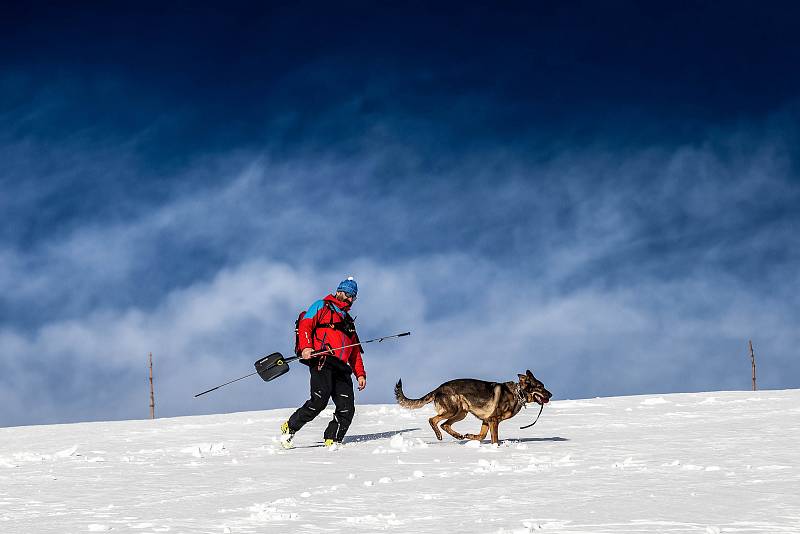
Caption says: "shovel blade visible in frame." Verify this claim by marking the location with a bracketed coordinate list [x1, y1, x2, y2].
[254, 352, 291, 382]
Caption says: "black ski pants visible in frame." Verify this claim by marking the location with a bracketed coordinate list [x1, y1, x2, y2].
[287, 360, 355, 442]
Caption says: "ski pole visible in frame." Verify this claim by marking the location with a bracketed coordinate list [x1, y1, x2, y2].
[194, 331, 410, 397]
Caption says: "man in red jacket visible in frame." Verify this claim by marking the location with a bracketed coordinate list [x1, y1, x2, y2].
[281, 277, 365, 449]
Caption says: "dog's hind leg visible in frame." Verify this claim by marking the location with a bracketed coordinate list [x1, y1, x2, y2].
[464, 420, 489, 442]
[428, 414, 445, 440]
[428, 397, 457, 441]
[440, 410, 467, 440]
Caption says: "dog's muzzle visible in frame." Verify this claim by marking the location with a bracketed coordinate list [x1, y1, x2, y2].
[532, 392, 550, 405]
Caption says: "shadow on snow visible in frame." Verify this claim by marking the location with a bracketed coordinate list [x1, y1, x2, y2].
[293, 429, 567, 448]
[422, 436, 569, 445]
[292, 428, 423, 448]
[343, 428, 422, 444]
[472, 436, 569, 444]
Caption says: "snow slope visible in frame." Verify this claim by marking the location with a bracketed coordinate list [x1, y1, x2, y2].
[2, 390, 799, 534]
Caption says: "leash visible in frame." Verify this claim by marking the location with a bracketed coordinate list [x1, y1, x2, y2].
[519, 402, 544, 429]
[514, 383, 546, 429]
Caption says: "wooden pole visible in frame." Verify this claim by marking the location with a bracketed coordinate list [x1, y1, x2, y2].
[748, 340, 757, 391]
[149, 353, 155, 419]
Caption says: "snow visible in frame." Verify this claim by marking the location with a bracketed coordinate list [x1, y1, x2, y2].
[2, 390, 799, 533]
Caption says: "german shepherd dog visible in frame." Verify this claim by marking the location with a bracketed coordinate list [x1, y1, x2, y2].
[395, 370, 552, 444]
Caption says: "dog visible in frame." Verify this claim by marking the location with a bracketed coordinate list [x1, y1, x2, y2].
[394, 370, 551, 444]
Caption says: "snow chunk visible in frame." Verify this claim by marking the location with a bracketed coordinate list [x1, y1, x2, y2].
[180, 442, 228, 458]
[681, 464, 705, 471]
[757, 465, 792, 470]
[475, 459, 510, 473]
[55, 445, 79, 458]
[612, 457, 638, 469]
[346, 513, 401, 527]
[371, 434, 427, 454]
[247, 503, 298, 521]
[640, 397, 670, 406]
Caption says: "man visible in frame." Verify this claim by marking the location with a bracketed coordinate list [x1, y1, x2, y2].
[281, 277, 366, 449]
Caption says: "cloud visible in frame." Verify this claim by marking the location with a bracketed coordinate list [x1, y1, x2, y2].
[1, 89, 798, 426]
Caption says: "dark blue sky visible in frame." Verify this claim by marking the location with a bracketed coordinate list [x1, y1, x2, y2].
[1, 2, 799, 426]
[5, 3, 800, 150]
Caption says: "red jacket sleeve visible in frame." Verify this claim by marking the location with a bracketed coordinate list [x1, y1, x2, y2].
[349, 346, 365, 379]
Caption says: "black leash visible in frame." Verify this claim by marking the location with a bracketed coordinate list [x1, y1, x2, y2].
[519, 402, 545, 429]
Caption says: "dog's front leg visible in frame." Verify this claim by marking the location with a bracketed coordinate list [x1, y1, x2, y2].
[464, 420, 489, 442]
[489, 420, 500, 444]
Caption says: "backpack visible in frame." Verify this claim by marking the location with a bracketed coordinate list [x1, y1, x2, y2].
[294, 310, 307, 356]
[294, 302, 358, 356]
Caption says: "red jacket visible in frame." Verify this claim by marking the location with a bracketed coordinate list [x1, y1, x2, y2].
[297, 294, 365, 378]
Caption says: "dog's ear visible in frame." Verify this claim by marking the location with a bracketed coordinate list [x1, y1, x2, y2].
[526, 369, 534, 378]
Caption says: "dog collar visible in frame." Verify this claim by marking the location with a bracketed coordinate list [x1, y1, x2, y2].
[514, 383, 527, 408]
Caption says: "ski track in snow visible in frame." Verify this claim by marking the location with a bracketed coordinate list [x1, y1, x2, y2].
[1, 390, 800, 533]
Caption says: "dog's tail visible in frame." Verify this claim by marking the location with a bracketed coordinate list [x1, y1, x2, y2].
[394, 379, 436, 409]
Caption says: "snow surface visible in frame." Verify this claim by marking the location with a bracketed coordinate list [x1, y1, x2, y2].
[2, 390, 799, 533]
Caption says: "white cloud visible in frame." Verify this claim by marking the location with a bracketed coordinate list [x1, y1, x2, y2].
[1, 110, 799, 426]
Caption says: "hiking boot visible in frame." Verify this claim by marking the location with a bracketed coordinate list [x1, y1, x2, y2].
[280, 421, 295, 449]
[324, 438, 343, 450]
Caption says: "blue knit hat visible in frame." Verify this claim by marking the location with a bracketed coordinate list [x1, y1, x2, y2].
[337, 277, 358, 297]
